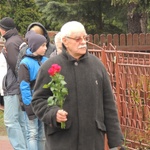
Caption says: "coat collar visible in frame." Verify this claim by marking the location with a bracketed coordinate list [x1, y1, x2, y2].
[3, 28, 18, 40]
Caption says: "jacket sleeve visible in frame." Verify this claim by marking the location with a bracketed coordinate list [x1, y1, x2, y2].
[18, 63, 32, 105]
[102, 68, 124, 148]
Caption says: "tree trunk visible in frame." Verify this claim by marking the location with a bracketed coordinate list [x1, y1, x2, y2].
[140, 12, 148, 33]
[127, 2, 147, 33]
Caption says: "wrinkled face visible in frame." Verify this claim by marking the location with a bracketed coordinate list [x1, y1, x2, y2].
[62, 28, 89, 60]
[34, 42, 47, 56]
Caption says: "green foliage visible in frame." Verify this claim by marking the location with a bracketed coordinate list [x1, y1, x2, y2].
[35, 0, 125, 34]
[111, 0, 150, 6]
[44, 72, 68, 107]
[0, 110, 7, 136]
[102, 2, 127, 33]
[1, 0, 145, 34]
[111, 0, 150, 13]
[42, 1, 73, 30]
[0, 0, 43, 35]
[111, 0, 150, 33]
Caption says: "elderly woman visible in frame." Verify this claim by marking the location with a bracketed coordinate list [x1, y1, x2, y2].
[50, 32, 62, 57]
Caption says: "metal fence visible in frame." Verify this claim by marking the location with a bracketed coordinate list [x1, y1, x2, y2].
[88, 42, 150, 150]
[0, 35, 150, 149]
[88, 33, 150, 52]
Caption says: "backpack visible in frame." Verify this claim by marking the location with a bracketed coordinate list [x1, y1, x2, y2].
[15, 42, 28, 111]
[15, 42, 28, 77]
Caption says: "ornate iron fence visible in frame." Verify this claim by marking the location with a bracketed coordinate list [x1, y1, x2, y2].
[88, 43, 150, 150]
[0, 34, 150, 149]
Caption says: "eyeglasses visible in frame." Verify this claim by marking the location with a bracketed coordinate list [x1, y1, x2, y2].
[66, 35, 90, 42]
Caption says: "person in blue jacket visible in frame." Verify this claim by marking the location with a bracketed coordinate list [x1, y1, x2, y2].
[18, 30, 48, 150]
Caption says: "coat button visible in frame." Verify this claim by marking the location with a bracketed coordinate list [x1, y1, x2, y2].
[74, 62, 78, 66]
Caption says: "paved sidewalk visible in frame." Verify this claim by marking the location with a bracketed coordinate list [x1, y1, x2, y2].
[0, 106, 13, 150]
[0, 136, 13, 150]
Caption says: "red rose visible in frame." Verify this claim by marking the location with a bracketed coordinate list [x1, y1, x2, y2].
[43, 63, 68, 129]
[48, 64, 61, 76]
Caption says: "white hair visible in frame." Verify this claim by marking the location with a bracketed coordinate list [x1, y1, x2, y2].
[54, 32, 62, 44]
[60, 21, 86, 39]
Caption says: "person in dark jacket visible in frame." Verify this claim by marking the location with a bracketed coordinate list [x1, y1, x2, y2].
[27, 22, 55, 57]
[0, 17, 27, 150]
[18, 30, 48, 150]
[31, 21, 125, 150]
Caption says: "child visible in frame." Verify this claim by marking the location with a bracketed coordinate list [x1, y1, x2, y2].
[18, 30, 47, 150]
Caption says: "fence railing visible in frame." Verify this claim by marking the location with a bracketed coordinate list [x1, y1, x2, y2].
[88, 33, 150, 52]
[88, 43, 150, 150]
[1, 32, 150, 52]
[47, 32, 150, 52]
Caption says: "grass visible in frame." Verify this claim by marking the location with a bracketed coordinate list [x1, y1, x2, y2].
[0, 110, 7, 136]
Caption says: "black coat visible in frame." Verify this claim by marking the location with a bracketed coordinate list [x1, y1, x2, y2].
[2, 28, 23, 95]
[32, 49, 124, 150]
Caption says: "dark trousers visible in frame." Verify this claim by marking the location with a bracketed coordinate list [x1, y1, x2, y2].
[0, 95, 4, 106]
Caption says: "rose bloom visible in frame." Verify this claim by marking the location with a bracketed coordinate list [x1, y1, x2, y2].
[48, 64, 61, 76]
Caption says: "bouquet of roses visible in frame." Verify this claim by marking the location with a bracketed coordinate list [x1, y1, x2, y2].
[43, 64, 68, 129]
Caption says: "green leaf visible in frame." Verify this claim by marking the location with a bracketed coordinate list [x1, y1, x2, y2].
[62, 88, 68, 94]
[43, 84, 49, 88]
[60, 80, 67, 85]
[48, 97, 55, 106]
